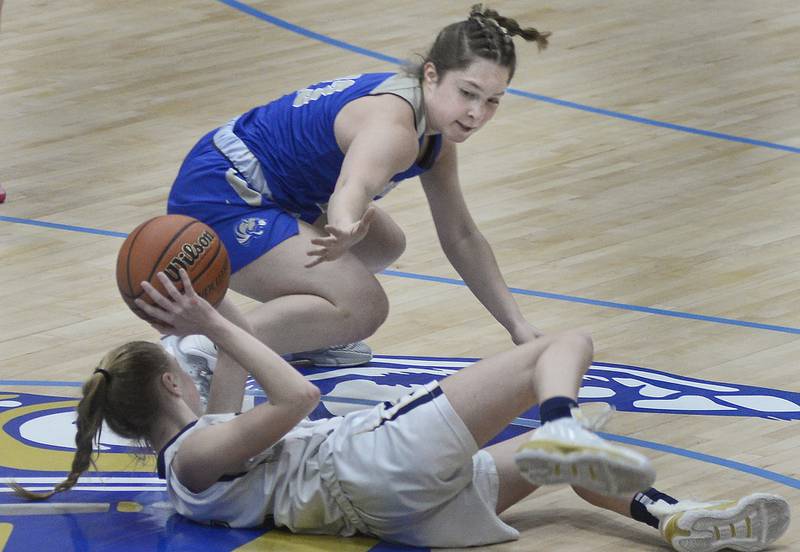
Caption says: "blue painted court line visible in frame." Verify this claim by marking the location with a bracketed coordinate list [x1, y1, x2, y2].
[3, 214, 799, 335]
[0, 216, 129, 238]
[510, 416, 800, 490]
[214, 0, 800, 155]
[216, 0, 398, 64]
[605, 432, 800, 490]
[382, 269, 800, 335]
[3, 379, 798, 490]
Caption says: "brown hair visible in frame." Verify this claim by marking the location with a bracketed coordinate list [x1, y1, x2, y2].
[12, 341, 172, 499]
[407, 4, 550, 82]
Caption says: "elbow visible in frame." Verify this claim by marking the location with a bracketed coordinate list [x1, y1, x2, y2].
[298, 383, 321, 414]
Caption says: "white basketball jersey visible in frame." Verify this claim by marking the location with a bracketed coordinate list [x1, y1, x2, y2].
[158, 413, 356, 535]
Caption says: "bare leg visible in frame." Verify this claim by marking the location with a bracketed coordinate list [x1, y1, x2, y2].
[487, 430, 639, 515]
[231, 221, 389, 354]
[347, 204, 406, 273]
[439, 331, 592, 447]
[485, 431, 541, 513]
[314, 204, 405, 274]
[572, 486, 634, 517]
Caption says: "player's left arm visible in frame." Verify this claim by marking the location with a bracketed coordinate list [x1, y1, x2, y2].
[420, 140, 542, 344]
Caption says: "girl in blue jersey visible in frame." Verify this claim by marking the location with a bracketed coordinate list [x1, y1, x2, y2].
[165, 5, 550, 374]
[14, 270, 790, 551]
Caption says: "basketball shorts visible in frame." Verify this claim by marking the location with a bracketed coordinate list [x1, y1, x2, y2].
[167, 130, 300, 273]
[320, 381, 520, 547]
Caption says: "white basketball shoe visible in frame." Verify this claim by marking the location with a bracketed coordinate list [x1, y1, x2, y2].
[653, 493, 790, 552]
[514, 409, 655, 496]
[161, 334, 217, 407]
[286, 341, 372, 367]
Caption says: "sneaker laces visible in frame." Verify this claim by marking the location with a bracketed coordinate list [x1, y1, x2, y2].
[569, 403, 615, 432]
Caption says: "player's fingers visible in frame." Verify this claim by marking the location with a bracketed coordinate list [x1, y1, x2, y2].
[322, 224, 345, 238]
[310, 236, 335, 247]
[178, 268, 198, 299]
[304, 254, 326, 268]
[134, 296, 169, 320]
[140, 281, 174, 310]
[306, 247, 329, 257]
[156, 272, 184, 302]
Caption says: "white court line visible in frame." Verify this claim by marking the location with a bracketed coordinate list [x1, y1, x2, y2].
[0, 486, 164, 493]
[1, 477, 162, 484]
[0, 503, 110, 515]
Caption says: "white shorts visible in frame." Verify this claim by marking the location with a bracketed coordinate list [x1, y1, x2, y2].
[319, 381, 520, 548]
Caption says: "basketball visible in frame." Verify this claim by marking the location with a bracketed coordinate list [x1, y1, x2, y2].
[116, 214, 230, 323]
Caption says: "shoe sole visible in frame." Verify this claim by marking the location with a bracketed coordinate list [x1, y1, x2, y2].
[667, 493, 791, 552]
[288, 355, 373, 368]
[515, 439, 655, 496]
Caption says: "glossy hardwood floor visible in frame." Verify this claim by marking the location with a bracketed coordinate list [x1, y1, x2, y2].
[1, 1, 798, 550]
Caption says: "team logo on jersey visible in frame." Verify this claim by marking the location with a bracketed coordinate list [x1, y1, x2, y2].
[234, 217, 267, 245]
[292, 75, 362, 107]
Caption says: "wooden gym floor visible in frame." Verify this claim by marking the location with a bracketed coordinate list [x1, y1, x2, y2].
[1, 1, 799, 550]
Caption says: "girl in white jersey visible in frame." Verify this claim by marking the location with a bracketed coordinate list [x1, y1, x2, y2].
[164, 5, 553, 377]
[15, 270, 790, 551]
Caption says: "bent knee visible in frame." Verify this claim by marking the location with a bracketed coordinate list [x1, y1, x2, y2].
[385, 227, 406, 262]
[339, 280, 389, 338]
[558, 330, 594, 357]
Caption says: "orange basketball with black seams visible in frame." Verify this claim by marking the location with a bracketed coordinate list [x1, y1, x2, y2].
[116, 214, 230, 323]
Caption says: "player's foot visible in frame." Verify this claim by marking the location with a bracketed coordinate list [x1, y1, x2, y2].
[161, 334, 217, 407]
[286, 341, 372, 368]
[514, 412, 655, 496]
[655, 493, 790, 552]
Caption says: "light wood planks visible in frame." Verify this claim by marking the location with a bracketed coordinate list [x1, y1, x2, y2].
[1, 1, 798, 550]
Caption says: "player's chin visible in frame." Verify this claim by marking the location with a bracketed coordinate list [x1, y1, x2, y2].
[447, 124, 477, 142]
[446, 131, 472, 144]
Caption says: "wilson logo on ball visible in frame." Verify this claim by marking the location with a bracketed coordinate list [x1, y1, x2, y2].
[163, 230, 217, 282]
[116, 215, 231, 324]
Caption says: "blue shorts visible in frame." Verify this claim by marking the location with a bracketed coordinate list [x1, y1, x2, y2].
[167, 131, 300, 274]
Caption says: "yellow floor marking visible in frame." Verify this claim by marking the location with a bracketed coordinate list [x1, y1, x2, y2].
[235, 530, 378, 552]
[116, 501, 143, 513]
[0, 399, 154, 472]
[0, 523, 12, 550]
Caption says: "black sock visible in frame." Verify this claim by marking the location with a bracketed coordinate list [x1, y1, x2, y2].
[630, 488, 679, 529]
[539, 396, 579, 424]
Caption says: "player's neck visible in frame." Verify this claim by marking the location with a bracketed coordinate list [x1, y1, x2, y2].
[150, 399, 199, 453]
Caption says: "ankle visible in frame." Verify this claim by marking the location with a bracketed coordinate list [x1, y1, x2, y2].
[539, 396, 579, 424]
[630, 488, 679, 529]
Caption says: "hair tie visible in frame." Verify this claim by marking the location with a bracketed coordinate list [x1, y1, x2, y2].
[94, 368, 112, 384]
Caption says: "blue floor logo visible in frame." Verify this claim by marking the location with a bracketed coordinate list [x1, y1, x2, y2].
[295, 356, 800, 422]
[2, 355, 799, 551]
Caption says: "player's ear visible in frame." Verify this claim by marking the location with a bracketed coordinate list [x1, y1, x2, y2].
[160, 371, 182, 397]
[423, 62, 439, 85]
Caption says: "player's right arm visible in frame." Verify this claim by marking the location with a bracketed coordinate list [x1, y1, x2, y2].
[136, 271, 320, 492]
[305, 94, 419, 267]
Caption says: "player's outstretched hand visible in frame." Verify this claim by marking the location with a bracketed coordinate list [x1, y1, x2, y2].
[134, 269, 221, 336]
[305, 206, 375, 268]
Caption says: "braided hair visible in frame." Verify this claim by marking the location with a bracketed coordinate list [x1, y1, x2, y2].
[11, 341, 172, 499]
[408, 4, 550, 82]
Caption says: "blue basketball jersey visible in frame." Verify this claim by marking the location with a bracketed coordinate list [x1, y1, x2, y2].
[231, 72, 442, 220]
[169, 72, 443, 273]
